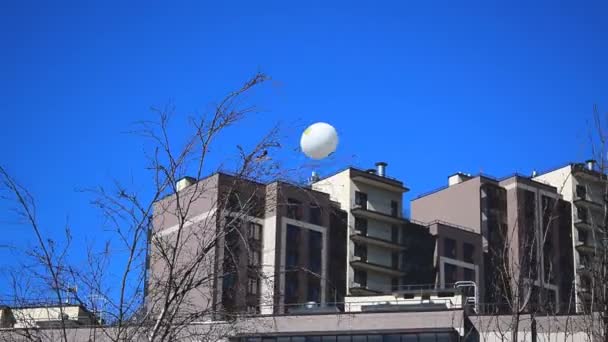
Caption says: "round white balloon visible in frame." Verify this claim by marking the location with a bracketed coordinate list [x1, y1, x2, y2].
[300, 122, 339, 160]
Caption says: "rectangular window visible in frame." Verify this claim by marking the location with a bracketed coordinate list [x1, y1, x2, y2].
[248, 277, 259, 295]
[463, 268, 475, 282]
[309, 204, 322, 225]
[391, 200, 399, 217]
[576, 184, 587, 200]
[286, 225, 300, 269]
[463, 243, 475, 263]
[354, 243, 367, 261]
[444, 238, 457, 258]
[579, 230, 588, 243]
[309, 230, 323, 273]
[355, 218, 368, 235]
[352, 336, 366, 342]
[287, 198, 303, 220]
[248, 222, 262, 241]
[355, 191, 368, 210]
[391, 277, 399, 291]
[391, 225, 399, 243]
[444, 263, 457, 285]
[354, 270, 367, 287]
[249, 250, 261, 266]
[307, 277, 321, 302]
[322, 337, 337, 342]
[391, 251, 399, 269]
[577, 206, 588, 222]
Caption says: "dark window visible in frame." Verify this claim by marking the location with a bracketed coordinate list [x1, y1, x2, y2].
[463, 243, 475, 263]
[391, 251, 399, 269]
[309, 204, 322, 225]
[287, 198, 303, 220]
[307, 277, 321, 302]
[322, 337, 337, 342]
[444, 238, 457, 258]
[368, 336, 382, 342]
[309, 230, 322, 273]
[354, 243, 367, 261]
[285, 272, 299, 304]
[286, 225, 300, 268]
[248, 222, 262, 241]
[355, 191, 368, 210]
[249, 249, 261, 266]
[248, 277, 259, 295]
[337, 336, 351, 342]
[576, 184, 587, 200]
[391, 225, 399, 243]
[577, 206, 588, 222]
[355, 218, 368, 235]
[307, 337, 321, 342]
[292, 337, 305, 342]
[463, 268, 475, 281]
[352, 336, 366, 342]
[383, 335, 400, 342]
[391, 277, 399, 291]
[277, 337, 290, 342]
[354, 270, 367, 286]
[444, 263, 457, 285]
[228, 192, 241, 211]
[391, 200, 399, 217]
[418, 334, 436, 342]
[401, 335, 417, 342]
[579, 230, 588, 243]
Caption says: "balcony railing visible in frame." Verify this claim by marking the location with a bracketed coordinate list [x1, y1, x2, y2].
[350, 232, 404, 251]
[350, 259, 405, 277]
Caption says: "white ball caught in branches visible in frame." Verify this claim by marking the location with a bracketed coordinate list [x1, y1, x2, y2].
[300, 122, 339, 160]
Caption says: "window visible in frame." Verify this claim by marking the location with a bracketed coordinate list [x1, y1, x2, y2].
[579, 230, 588, 243]
[285, 272, 299, 304]
[383, 335, 400, 342]
[391, 251, 399, 269]
[391, 277, 399, 291]
[309, 204, 322, 225]
[354, 270, 367, 286]
[249, 250, 261, 266]
[286, 225, 300, 268]
[248, 277, 259, 295]
[355, 218, 368, 235]
[444, 263, 457, 285]
[309, 230, 322, 273]
[352, 336, 366, 342]
[322, 337, 337, 342]
[355, 191, 368, 210]
[354, 243, 367, 261]
[227, 192, 241, 211]
[444, 238, 457, 258]
[287, 198, 303, 220]
[463, 243, 475, 263]
[463, 268, 475, 281]
[391, 200, 399, 217]
[248, 222, 262, 241]
[391, 225, 399, 243]
[576, 184, 587, 200]
[307, 277, 321, 302]
[577, 206, 589, 223]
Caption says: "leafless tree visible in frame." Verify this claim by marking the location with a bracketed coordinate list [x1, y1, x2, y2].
[0, 73, 300, 341]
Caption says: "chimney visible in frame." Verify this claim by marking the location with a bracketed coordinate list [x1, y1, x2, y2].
[308, 171, 320, 184]
[376, 162, 387, 177]
[586, 159, 596, 171]
[176, 176, 196, 192]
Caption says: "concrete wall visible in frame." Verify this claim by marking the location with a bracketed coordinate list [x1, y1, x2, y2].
[411, 177, 483, 233]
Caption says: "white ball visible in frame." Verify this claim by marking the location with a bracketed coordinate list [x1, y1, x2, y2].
[300, 122, 339, 160]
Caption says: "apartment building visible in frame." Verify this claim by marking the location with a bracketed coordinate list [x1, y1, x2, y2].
[149, 172, 347, 316]
[312, 163, 435, 295]
[412, 172, 574, 313]
[533, 160, 607, 311]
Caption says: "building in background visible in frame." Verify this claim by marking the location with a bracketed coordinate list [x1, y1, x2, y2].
[412, 172, 574, 313]
[150, 172, 348, 316]
[312, 163, 435, 295]
[533, 160, 606, 312]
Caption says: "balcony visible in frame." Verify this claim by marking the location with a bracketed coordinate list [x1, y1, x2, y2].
[577, 263, 592, 276]
[574, 218, 597, 232]
[575, 241, 595, 255]
[349, 282, 383, 296]
[350, 259, 405, 277]
[351, 168, 409, 193]
[350, 232, 404, 251]
[351, 206, 407, 225]
[573, 196, 603, 212]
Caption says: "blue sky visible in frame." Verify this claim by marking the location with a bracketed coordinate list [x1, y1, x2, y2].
[1, 1, 607, 297]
